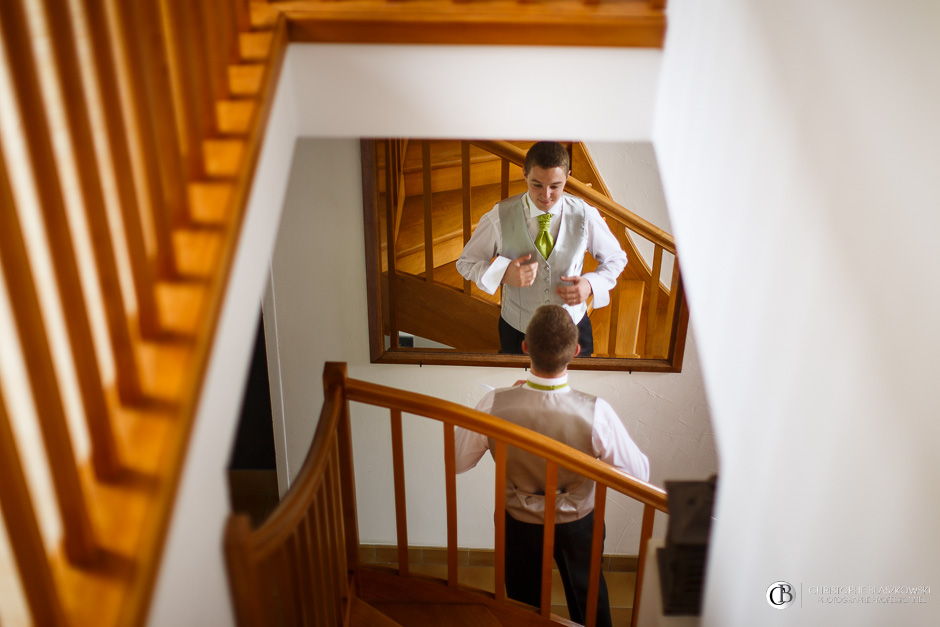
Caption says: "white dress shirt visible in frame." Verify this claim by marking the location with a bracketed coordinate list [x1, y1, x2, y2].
[455, 193, 627, 309]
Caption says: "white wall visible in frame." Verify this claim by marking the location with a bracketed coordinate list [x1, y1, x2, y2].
[267, 139, 715, 554]
[655, 1, 940, 625]
[147, 52, 299, 626]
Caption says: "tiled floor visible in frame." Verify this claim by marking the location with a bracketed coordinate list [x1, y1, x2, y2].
[360, 545, 637, 625]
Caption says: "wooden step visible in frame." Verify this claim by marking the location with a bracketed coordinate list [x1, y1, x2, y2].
[350, 598, 404, 627]
[372, 602, 503, 627]
[358, 567, 578, 627]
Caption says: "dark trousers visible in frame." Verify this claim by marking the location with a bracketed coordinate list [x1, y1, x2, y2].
[505, 511, 612, 627]
[499, 315, 594, 357]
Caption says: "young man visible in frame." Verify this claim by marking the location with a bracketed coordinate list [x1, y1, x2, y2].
[456, 141, 627, 356]
[455, 305, 650, 627]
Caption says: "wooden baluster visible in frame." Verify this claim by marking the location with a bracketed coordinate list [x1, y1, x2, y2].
[326, 363, 360, 572]
[0, 391, 67, 625]
[178, 0, 218, 143]
[304, 508, 328, 626]
[329, 448, 351, 614]
[644, 245, 663, 358]
[41, 0, 144, 404]
[109, 0, 178, 277]
[233, 0, 252, 33]
[285, 532, 306, 624]
[662, 260, 682, 358]
[160, 0, 206, 179]
[540, 461, 558, 617]
[422, 141, 434, 282]
[384, 142, 400, 349]
[443, 422, 459, 587]
[493, 441, 508, 602]
[461, 141, 472, 295]
[0, 0, 121, 480]
[277, 543, 299, 627]
[199, 1, 230, 105]
[129, 0, 190, 227]
[630, 504, 657, 627]
[607, 226, 629, 357]
[81, 0, 161, 337]
[0, 148, 98, 563]
[390, 409, 410, 575]
[214, 0, 239, 66]
[298, 511, 317, 624]
[500, 157, 510, 201]
[314, 467, 335, 626]
[584, 484, 607, 627]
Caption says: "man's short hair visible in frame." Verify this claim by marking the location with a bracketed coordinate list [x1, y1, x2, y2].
[524, 141, 570, 175]
[525, 305, 578, 374]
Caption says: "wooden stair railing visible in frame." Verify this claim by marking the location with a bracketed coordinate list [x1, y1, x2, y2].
[226, 362, 668, 627]
[370, 138, 686, 364]
[0, 0, 286, 623]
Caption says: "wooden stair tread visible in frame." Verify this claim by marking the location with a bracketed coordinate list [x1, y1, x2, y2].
[350, 597, 405, 627]
[372, 601, 503, 627]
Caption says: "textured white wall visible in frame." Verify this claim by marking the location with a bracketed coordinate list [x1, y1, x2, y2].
[655, 1, 940, 625]
[268, 139, 715, 554]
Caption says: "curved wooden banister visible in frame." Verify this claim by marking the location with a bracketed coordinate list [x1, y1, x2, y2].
[344, 377, 668, 513]
[470, 139, 676, 255]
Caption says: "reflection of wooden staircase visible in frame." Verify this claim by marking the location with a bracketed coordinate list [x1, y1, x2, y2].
[377, 140, 680, 359]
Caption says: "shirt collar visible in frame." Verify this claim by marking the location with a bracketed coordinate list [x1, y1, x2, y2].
[524, 193, 563, 218]
[525, 372, 570, 392]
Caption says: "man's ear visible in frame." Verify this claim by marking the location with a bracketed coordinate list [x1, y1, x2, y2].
[521, 340, 529, 355]
[573, 344, 581, 358]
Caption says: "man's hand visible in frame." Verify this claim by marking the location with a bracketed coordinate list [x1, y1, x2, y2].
[502, 254, 538, 287]
[557, 275, 592, 305]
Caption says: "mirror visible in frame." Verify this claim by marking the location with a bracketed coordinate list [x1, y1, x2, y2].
[361, 139, 689, 372]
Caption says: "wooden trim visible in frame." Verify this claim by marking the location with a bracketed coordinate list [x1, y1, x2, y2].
[81, 0, 161, 337]
[286, 7, 665, 48]
[41, 0, 144, 405]
[631, 504, 657, 627]
[443, 422, 459, 587]
[361, 140, 385, 362]
[539, 461, 558, 618]
[372, 349, 677, 373]
[461, 140, 472, 295]
[0, 390, 67, 625]
[385, 141, 400, 349]
[390, 409, 410, 576]
[584, 483, 606, 627]
[346, 376, 669, 512]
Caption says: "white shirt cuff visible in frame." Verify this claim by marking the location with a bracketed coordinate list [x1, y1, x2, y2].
[480, 256, 511, 294]
[582, 273, 610, 308]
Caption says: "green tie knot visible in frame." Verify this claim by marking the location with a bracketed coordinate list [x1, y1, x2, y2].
[535, 213, 554, 259]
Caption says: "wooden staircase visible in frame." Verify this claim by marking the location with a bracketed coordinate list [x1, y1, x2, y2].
[225, 363, 668, 627]
[371, 139, 682, 361]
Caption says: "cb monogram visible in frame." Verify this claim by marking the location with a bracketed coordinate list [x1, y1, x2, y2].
[767, 581, 795, 609]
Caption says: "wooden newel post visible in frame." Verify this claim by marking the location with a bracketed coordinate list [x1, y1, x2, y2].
[323, 362, 359, 573]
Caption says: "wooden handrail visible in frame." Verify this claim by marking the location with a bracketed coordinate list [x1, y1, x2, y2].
[345, 376, 669, 512]
[470, 139, 676, 254]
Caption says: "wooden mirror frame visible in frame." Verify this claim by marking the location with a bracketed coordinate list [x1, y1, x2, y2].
[360, 139, 690, 372]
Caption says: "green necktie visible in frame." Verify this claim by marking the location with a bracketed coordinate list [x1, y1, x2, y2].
[535, 212, 554, 259]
